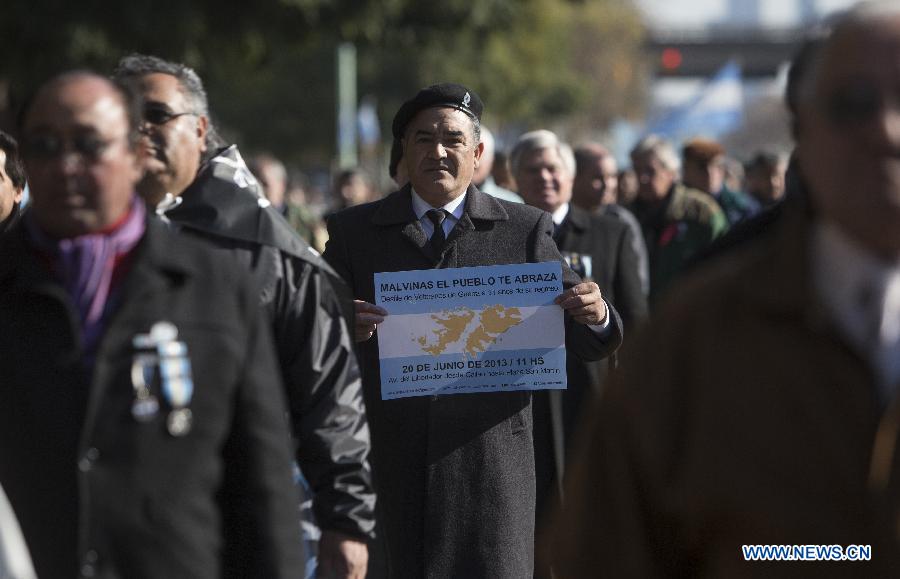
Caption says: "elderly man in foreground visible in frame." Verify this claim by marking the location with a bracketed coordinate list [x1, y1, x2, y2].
[551, 2, 900, 576]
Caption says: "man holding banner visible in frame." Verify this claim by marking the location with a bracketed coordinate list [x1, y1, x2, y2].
[323, 83, 622, 579]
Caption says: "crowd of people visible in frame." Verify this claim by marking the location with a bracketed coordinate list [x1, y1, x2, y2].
[1, 1, 899, 577]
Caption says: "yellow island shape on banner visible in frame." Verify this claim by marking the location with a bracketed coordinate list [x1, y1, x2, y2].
[416, 305, 523, 357]
[374, 261, 566, 399]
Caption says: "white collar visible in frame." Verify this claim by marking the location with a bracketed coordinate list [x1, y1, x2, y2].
[812, 219, 900, 393]
[552, 203, 570, 226]
[410, 188, 467, 221]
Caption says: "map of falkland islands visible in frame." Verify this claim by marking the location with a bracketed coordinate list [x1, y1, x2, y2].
[415, 305, 523, 357]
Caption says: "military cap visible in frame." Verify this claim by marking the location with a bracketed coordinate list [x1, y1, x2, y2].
[391, 83, 483, 140]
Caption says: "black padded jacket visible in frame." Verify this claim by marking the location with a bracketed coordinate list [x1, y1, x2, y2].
[163, 145, 375, 540]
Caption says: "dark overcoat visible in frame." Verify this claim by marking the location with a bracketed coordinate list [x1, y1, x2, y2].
[323, 185, 623, 579]
[0, 219, 304, 579]
[533, 204, 649, 538]
[551, 201, 900, 577]
[166, 145, 374, 538]
[554, 204, 648, 332]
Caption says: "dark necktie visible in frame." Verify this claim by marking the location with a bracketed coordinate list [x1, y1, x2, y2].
[427, 209, 448, 253]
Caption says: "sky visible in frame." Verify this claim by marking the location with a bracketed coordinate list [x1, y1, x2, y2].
[635, 0, 862, 29]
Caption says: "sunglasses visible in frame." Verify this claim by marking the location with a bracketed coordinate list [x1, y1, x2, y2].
[143, 105, 197, 126]
[22, 134, 124, 161]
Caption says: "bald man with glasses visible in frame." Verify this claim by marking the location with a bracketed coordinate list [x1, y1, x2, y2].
[0, 70, 303, 579]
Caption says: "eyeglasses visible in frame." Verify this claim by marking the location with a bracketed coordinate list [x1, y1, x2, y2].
[21, 134, 125, 162]
[143, 105, 197, 126]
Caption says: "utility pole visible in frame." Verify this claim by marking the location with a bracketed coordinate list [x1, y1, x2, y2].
[336, 42, 358, 169]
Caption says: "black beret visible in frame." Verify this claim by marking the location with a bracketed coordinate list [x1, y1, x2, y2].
[391, 83, 483, 140]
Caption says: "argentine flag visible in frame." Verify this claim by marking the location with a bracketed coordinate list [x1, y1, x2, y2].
[646, 60, 744, 142]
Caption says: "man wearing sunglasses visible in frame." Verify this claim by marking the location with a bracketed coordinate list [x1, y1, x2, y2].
[0, 131, 26, 235]
[0, 70, 304, 578]
[550, 2, 900, 576]
[113, 54, 374, 579]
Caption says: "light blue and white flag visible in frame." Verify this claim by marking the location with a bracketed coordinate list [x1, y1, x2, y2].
[357, 96, 381, 147]
[645, 60, 744, 142]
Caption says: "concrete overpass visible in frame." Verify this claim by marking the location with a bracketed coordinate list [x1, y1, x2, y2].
[647, 28, 806, 78]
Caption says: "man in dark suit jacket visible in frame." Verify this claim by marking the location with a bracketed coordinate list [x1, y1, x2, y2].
[512, 131, 647, 332]
[510, 130, 648, 574]
[572, 142, 650, 295]
[0, 71, 303, 578]
[323, 83, 623, 579]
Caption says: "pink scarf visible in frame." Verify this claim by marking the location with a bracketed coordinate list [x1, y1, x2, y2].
[25, 197, 146, 360]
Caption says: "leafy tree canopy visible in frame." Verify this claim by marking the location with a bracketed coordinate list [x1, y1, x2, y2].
[1, 0, 645, 165]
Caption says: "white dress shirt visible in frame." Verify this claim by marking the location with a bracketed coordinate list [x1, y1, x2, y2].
[411, 188, 467, 239]
[551, 203, 570, 227]
[812, 220, 900, 399]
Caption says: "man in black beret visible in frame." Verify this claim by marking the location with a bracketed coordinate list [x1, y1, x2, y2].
[323, 83, 623, 579]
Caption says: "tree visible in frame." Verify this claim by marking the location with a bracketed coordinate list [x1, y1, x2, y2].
[0, 0, 646, 165]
